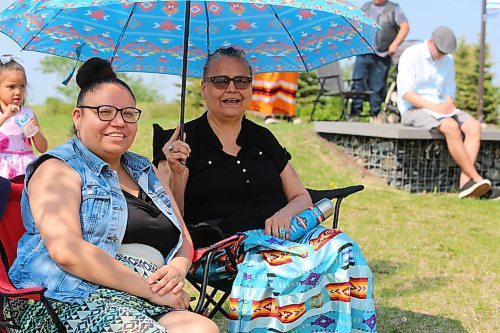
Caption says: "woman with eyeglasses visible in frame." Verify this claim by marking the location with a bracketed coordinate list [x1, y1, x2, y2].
[152, 48, 376, 332]
[7, 57, 219, 333]
[153, 47, 312, 245]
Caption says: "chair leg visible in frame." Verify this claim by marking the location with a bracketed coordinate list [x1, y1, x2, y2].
[189, 281, 231, 319]
[202, 289, 219, 315]
[334, 94, 349, 121]
[194, 250, 217, 314]
[383, 81, 396, 113]
[207, 291, 231, 319]
[310, 91, 323, 122]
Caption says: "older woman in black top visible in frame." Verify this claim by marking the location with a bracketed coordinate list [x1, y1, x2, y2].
[152, 47, 312, 243]
[153, 48, 377, 333]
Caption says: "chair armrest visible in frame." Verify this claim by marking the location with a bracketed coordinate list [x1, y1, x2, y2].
[0, 286, 45, 300]
[307, 185, 364, 203]
[307, 185, 364, 229]
[189, 234, 242, 316]
[192, 235, 241, 263]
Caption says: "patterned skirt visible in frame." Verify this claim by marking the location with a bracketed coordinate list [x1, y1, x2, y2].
[191, 227, 376, 332]
[228, 227, 376, 333]
[3, 253, 175, 333]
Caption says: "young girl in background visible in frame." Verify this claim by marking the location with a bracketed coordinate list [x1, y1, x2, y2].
[0, 55, 47, 178]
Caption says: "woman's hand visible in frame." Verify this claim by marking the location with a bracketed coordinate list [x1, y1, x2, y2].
[264, 211, 293, 240]
[162, 124, 191, 175]
[148, 288, 191, 309]
[147, 263, 186, 296]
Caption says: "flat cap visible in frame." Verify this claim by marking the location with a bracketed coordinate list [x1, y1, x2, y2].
[431, 26, 457, 54]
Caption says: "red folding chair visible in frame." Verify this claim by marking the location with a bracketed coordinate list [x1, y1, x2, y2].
[187, 185, 364, 319]
[0, 175, 66, 333]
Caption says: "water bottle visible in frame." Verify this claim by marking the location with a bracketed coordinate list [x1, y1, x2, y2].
[15, 114, 39, 138]
[288, 198, 334, 241]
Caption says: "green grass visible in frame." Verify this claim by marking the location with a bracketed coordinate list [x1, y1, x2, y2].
[36, 112, 500, 333]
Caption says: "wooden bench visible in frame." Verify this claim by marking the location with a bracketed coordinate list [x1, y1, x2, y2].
[314, 122, 500, 193]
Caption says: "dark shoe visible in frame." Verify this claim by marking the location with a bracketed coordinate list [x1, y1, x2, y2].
[458, 179, 491, 199]
[480, 187, 500, 200]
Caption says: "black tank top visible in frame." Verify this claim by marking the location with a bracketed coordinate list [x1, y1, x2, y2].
[122, 189, 180, 257]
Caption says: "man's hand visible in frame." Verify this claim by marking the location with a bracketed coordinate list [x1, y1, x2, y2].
[438, 96, 457, 114]
[387, 41, 399, 56]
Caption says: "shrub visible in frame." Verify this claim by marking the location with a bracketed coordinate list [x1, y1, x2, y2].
[43, 97, 73, 116]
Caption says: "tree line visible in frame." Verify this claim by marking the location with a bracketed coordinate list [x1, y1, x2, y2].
[38, 39, 499, 124]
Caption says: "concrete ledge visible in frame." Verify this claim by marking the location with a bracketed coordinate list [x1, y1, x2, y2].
[314, 121, 500, 141]
[314, 121, 500, 192]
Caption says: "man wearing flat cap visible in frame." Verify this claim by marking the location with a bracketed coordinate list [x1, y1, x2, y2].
[397, 26, 498, 200]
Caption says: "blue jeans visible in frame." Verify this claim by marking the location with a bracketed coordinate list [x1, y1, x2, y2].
[350, 54, 391, 116]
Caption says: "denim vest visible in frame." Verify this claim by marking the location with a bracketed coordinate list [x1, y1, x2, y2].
[9, 138, 183, 303]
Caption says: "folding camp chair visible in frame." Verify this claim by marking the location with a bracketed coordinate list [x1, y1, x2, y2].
[187, 184, 364, 319]
[310, 62, 373, 121]
[0, 176, 66, 333]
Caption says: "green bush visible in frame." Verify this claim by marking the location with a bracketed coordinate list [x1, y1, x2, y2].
[43, 97, 73, 116]
[137, 101, 205, 121]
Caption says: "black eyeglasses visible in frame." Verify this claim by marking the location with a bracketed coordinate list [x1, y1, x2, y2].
[203, 76, 252, 90]
[78, 105, 142, 123]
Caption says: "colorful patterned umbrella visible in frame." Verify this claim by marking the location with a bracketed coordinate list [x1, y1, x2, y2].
[0, 0, 378, 130]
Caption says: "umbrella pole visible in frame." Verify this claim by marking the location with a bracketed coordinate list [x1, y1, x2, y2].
[179, 0, 192, 140]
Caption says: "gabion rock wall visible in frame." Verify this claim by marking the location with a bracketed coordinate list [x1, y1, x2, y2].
[320, 133, 500, 193]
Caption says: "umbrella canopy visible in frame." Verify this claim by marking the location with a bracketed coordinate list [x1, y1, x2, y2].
[0, 0, 378, 77]
[0, 0, 378, 134]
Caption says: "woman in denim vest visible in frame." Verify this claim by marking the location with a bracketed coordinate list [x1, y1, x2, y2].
[7, 58, 219, 333]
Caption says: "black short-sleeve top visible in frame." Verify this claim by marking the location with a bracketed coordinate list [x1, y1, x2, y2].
[152, 112, 291, 237]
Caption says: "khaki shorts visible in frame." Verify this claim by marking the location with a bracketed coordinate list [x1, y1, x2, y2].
[402, 109, 472, 131]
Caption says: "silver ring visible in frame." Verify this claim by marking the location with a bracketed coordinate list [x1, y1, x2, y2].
[279, 227, 286, 238]
[167, 144, 174, 152]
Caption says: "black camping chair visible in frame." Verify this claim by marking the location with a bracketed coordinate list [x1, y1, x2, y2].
[310, 62, 373, 121]
[187, 184, 364, 319]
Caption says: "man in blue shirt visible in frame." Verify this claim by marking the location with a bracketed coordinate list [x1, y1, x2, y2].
[397, 26, 498, 199]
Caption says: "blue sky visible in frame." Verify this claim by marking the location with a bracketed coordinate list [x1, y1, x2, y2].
[1, 0, 499, 104]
